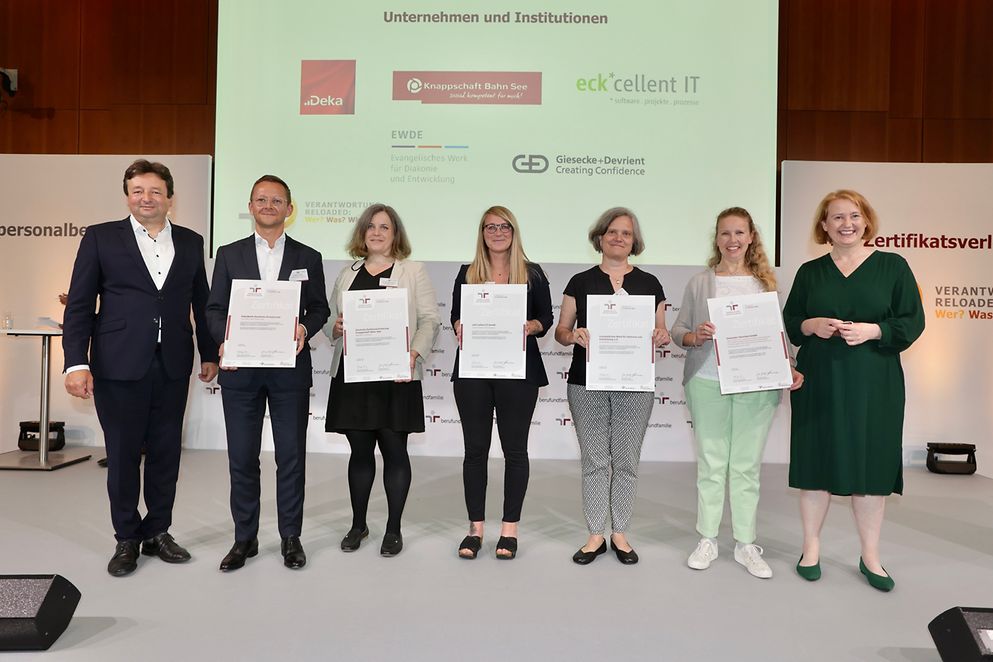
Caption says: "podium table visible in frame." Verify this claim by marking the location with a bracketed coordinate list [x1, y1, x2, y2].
[0, 329, 91, 470]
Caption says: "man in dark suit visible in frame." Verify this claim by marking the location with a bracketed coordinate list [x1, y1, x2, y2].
[63, 159, 219, 577]
[207, 175, 329, 571]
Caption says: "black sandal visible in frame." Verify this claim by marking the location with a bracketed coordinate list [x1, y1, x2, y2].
[496, 536, 518, 560]
[458, 535, 482, 559]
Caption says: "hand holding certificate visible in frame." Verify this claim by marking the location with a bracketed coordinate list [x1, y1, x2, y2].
[223, 279, 301, 368]
[342, 288, 411, 383]
[586, 294, 656, 392]
[458, 284, 527, 379]
[707, 291, 793, 394]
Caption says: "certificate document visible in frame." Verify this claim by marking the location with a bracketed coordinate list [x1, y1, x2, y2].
[342, 288, 410, 383]
[224, 279, 300, 368]
[586, 294, 655, 392]
[458, 284, 527, 379]
[707, 291, 793, 394]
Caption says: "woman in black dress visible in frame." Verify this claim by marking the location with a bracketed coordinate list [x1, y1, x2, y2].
[324, 204, 440, 556]
[451, 206, 553, 560]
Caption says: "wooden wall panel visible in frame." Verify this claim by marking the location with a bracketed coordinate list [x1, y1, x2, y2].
[0, 0, 80, 110]
[0, 109, 78, 153]
[786, 0, 892, 112]
[888, 0, 925, 118]
[924, 0, 993, 119]
[79, 104, 214, 153]
[80, 0, 211, 107]
[924, 119, 993, 162]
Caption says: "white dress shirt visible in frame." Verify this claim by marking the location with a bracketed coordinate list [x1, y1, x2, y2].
[131, 215, 175, 290]
[255, 231, 285, 282]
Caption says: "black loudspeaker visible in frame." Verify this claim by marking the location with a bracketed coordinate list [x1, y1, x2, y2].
[0, 575, 81, 651]
[929, 606, 993, 661]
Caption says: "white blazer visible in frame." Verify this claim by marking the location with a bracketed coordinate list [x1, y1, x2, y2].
[324, 259, 440, 381]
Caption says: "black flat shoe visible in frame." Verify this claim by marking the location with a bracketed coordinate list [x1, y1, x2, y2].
[458, 535, 482, 559]
[141, 532, 191, 563]
[572, 540, 607, 565]
[610, 539, 639, 565]
[380, 532, 403, 557]
[107, 540, 140, 577]
[281, 536, 307, 569]
[219, 538, 259, 572]
[496, 536, 518, 560]
[340, 527, 369, 552]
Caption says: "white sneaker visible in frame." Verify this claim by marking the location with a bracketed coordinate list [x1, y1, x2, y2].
[687, 537, 718, 570]
[734, 543, 773, 579]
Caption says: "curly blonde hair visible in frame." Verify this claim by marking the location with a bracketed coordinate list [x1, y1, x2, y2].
[706, 207, 776, 292]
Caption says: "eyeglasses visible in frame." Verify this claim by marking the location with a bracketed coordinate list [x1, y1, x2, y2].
[483, 223, 513, 235]
[252, 196, 287, 207]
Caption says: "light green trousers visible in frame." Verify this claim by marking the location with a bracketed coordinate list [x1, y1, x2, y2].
[684, 376, 780, 543]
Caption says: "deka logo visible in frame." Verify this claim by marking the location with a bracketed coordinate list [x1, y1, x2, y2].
[300, 60, 356, 115]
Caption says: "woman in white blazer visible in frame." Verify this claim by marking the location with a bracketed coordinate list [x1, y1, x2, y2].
[324, 204, 440, 557]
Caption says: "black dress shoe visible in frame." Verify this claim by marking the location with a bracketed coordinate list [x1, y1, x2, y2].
[611, 539, 639, 565]
[141, 532, 191, 563]
[281, 536, 307, 569]
[380, 532, 403, 557]
[340, 527, 369, 552]
[219, 538, 259, 572]
[572, 540, 607, 565]
[108, 540, 140, 577]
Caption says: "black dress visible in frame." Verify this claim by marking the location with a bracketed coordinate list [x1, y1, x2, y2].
[324, 265, 425, 433]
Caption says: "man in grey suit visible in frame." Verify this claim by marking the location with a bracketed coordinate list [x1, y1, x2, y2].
[206, 175, 329, 571]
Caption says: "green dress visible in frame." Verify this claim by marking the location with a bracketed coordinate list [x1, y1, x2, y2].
[784, 251, 925, 495]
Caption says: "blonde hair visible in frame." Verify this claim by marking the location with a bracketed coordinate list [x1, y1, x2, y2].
[707, 207, 777, 292]
[465, 206, 532, 285]
[812, 189, 879, 244]
[346, 204, 412, 260]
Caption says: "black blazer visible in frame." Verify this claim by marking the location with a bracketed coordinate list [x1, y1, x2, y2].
[206, 234, 330, 390]
[450, 262, 554, 386]
[62, 218, 218, 381]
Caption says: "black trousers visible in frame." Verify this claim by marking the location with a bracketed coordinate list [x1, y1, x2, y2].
[453, 379, 538, 522]
[221, 381, 309, 542]
[93, 350, 190, 542]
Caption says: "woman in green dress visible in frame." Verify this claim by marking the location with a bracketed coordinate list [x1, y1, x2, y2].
[784, 190, 924, 591]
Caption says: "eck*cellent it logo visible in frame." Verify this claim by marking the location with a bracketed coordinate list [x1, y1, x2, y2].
[300, 60, 356, 115]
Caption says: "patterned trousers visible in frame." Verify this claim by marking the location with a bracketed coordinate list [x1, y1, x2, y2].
[567, 384, 655, 534]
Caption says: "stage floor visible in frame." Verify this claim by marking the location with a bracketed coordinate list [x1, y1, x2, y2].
[2, 450, 990, 661]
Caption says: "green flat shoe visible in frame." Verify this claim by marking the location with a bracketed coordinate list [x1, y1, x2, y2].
[859, 557, 895, 592]
[796, 555, 821, 581]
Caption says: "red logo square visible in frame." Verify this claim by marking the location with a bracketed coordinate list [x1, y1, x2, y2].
[300, 60, 355, 115]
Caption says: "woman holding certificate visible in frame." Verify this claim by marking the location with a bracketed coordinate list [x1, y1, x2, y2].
[784, 190, 924, 591]
[451, 206, 553, 560]
[324, 204, 440, 557]
[672, 207, 802, 579]
[555, 207, 669, 565]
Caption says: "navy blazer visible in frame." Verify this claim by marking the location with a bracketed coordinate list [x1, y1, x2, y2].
[450, 262, 554, 386]
[62, 218, 218, 381]
[206, 234, 330, 391]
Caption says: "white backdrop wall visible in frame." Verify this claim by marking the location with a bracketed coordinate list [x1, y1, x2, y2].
[12, 157, 984, 469]
[780, 161, 992, 478]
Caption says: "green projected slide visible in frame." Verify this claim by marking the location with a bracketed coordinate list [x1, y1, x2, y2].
[214, 1, 778, 265]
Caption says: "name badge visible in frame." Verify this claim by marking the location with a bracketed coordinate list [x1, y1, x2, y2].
[289, 269, 309, 282]
[380, 277, 399, 288]
[615, 288, 629, 296]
